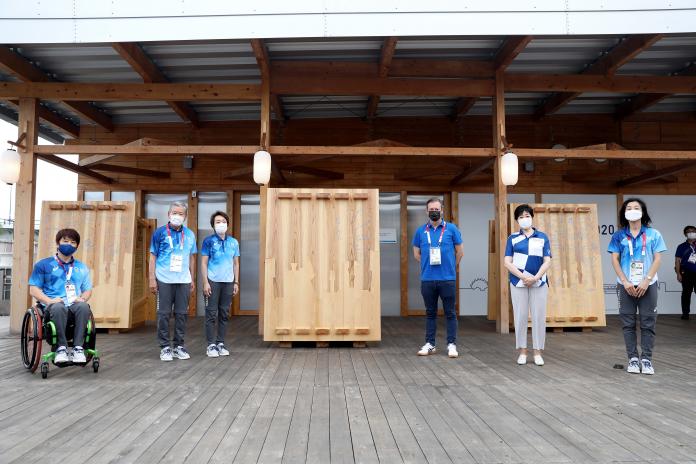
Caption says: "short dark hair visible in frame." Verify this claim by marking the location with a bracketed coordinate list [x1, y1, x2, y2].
[684, 225, 696, 235]
[425, 197, 443, 209]
[210, 211, 230, 229]
[618, 198, 652, 228]
[514, 204, 534, 220]
[55, 228, 80, 246]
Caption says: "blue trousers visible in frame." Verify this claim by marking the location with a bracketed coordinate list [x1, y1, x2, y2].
[421, 280, 458, 345]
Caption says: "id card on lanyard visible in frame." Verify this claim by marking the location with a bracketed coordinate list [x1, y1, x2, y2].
[56, 256, 77, 305]
[627, 231, 647, 285]
[167, 224, 185, 273]
[688, 243, 696, 264]
[426, 221, 446, 266]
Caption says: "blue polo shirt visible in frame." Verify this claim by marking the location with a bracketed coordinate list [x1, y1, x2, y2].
[412, 220, 462, 281]
[201, 234, 240, 282]
[29, 255, 92, 304]
[676, 241, 696, 273]
[504, 229, 552, 287]
[150, 223, 197, 284]
[608, 226, 667, 285]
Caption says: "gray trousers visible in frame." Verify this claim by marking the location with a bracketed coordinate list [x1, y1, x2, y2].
[46, 301, 91, 348]
[156, 280, 190, 348]
[618, 283, 658, 360]
[510, 284, 548, 350]
[205, 280, 233, 346]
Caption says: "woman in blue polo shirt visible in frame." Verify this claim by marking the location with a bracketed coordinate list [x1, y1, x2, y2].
[504, 204, 552, 367]
[675, 225, 696, 320]
[608, 198, 667, 375]
[200, 211, 240, 357]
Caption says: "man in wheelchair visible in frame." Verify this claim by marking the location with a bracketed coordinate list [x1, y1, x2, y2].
[28, 228, 93, 364]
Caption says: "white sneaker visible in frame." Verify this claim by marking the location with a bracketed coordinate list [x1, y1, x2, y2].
[217, 343, 230, 356]
[627, 357, 640, 374]
[641, 359, 655, 375]
[55, 346, 69, 363]
[206, 344, 220, 358]
[534, 354, 544, 366]
[517, 354, 527, 365]
[447, 343, 458, 358]
[417, 343, 436, 356]
[72, 346, 87, 364]
[173, 346, 190, 360]
[160, 346, 173, 362]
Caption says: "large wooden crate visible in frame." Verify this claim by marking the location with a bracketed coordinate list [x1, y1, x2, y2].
[488, 203, 606, 329]
[263, 189, 381, 342]
[37, 201, 155, 330]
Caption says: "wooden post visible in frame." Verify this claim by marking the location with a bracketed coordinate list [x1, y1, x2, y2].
[535, 192, 542, 204]
[492, 70, 510, 334]
[399, 191, 409, 316]
[258, 75, 271, 336]
[616, 193, 624, 218]
[9, 98, 38, 333]
[187, 191, 198, 316]
[450, 191, 460, 315]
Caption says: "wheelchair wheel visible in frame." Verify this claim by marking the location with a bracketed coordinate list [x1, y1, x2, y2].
[40, 361, 48, 379]
[84, 313, 97, 365]
[21, 307, 43, 372]
[93, 358, 99, 373]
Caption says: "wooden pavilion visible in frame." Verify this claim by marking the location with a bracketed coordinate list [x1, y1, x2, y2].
[3, 33, 696, 335]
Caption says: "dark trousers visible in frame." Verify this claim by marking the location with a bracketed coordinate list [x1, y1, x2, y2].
[156, 280, 190, 348]
[680, 271, 696, 315]
[421, 280, 458, 345]
[205, 280, 233, 346]
[46, 301, 91, 348]
[618, 284, 658, 360]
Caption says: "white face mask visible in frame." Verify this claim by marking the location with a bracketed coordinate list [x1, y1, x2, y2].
[169, 214, 185, 227]
[214, 223, 228, 235]
[624, 210, 642, 223]
[687, 232, 696, 240]
[518, 217, 533, 229]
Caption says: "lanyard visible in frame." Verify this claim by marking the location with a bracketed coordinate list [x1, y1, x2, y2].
[425, 221, 446, 248]
[167, 223, 185, 250]
[626, 230, 647, 258]
[55, 255, 74, 281]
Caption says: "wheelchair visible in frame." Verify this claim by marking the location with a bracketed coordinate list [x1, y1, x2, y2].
[20, 303, 100, 379]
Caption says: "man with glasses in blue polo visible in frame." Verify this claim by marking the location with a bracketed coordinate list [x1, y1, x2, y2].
[413, 197, 464, 359]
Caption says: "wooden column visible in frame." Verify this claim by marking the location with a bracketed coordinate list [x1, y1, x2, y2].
[9, 98, 39, 333]
[258, 76, 271, 335]
[399, 191, 409, 316]
[187, 192, 198, 316]
[492, 70, 510, 334]
[450, 191, 460, 315]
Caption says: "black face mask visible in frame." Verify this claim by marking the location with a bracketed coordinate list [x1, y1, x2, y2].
[428, 211, 441, 222]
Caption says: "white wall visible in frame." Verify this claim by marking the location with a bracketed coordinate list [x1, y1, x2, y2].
[2, 1, 694, 43]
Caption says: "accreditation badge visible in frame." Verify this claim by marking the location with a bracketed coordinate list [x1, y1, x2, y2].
[429, 247, 442, 265]
[629, 261, 645, 285]
[170, 253, 184, 273]
[65, 283, 77, 306]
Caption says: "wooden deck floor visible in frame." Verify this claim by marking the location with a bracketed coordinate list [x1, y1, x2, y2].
[1, 315, 696, 464]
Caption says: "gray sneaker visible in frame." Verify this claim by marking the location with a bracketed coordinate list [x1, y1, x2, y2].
[173, 346, 190, 360]
[627, 357, 640, 374]
[217, 343, 230, 356]
[641, 359, 655, 375]
[160, 346, 173, 362]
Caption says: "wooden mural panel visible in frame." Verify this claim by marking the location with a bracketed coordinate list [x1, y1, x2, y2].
[263, 189, 381, 342]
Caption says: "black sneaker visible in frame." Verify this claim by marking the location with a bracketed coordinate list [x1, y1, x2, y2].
[681, 314, 689, 320]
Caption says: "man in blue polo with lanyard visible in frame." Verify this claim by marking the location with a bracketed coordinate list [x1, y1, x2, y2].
[29, 228, 93, 364]
[413, 197, 464, 358]
[149, 201, 197, 361]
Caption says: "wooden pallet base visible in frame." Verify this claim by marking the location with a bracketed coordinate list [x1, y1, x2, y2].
[551, 327, 594, 333]
[277, 341, 369, 349]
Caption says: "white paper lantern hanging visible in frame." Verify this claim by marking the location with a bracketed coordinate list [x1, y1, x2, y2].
[253, 150, 272, 185]
[500, 151, 519, 186]
[0, 148, 21, 184]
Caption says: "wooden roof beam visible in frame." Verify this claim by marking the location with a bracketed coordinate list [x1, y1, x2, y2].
[454, 36, 531, 119]
[617, 161, 696, 187]
[283, 165, 344, 180]
[616, 62, 696, 118]
[0, 46, 112, 131]
[250, 39, 285, 121]
[90, 163, 170, 179]
[5, 99, 79, 138]
[449, 158, 496, 185]
[367, 37, 398, 120]
[36, 154, 114, 184]
[536, 34, 662, 118]
[112, 42, 200, 127]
